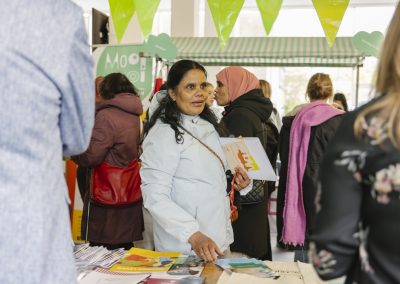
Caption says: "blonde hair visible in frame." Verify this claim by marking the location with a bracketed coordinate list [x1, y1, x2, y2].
[259, 79, 271, 98]
[306, 73, 333, 101]
[354, 3, 400, 149]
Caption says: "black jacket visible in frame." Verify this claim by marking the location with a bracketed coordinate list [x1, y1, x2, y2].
[276, 108, 343, 249]
[311, 98, 400, 283]
[221, 88, 274, 259]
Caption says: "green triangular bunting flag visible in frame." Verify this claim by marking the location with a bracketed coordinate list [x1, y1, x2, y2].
[312, 0, 349, 47]
[207, 0, 245, 48]
[256, 0, 282, 35]
[108, 0, 136, 43]
[133, 0, 161, 40]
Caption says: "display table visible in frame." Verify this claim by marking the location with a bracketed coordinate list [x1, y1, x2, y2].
[201, 263, 223, 284]
[199, 261, 342, 284]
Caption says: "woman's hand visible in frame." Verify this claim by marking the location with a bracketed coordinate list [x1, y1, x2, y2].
[233, 166, 250, 191]
[188, 231, 224, 262]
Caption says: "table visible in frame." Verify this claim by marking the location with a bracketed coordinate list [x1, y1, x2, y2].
[201, 263, 223, 284]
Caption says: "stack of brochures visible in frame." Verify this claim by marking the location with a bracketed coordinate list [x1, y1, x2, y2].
[74, 243, 126, 270]
[79, 248, 206, 284]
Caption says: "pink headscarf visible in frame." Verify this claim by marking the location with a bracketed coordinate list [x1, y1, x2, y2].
[216, 66, 260, 103]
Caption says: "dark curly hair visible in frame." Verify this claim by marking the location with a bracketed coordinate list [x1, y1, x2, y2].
[99, 72, 138, 99]
[145, 60, 227, 143]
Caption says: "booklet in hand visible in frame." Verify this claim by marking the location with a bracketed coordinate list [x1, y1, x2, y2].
[220, 137, 276, 181]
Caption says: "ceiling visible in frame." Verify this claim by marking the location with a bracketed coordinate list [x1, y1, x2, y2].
[73, 0, 398, 13]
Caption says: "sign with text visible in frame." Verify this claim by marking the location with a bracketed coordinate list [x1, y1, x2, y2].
[93, 45, 154, 101]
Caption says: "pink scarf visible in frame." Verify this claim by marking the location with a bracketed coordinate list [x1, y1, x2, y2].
[216, 66, 260, 103]
[282, 101, 344, 245]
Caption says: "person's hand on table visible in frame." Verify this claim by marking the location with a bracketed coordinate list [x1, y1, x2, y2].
[188, 231, 224, 262]
[233, 166, 250, 191]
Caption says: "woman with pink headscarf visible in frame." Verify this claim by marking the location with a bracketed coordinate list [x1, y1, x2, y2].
[215, 66, 273, 260]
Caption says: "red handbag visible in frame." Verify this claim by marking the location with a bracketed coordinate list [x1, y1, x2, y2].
[90, 160, 142, 206]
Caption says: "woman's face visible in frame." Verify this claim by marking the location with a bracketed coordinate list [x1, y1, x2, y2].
[205, 85, 215, 106]
[215, 80, 230, 106]
[169, 69, 207, 116]
[333, 99, 344, 110]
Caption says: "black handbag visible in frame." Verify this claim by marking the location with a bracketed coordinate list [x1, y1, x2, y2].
[239, 179, 266, 205]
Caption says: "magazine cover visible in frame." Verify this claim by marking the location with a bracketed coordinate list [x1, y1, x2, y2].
[110, 248, 181, 273]
[167, 256, 205, 277]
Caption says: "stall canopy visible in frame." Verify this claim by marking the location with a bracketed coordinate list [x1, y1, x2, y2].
[171, 37, 364, 67]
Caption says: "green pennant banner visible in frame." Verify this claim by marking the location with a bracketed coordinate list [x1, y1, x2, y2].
[108, 0, 136, 43]
[208, 0, 245, 48]
[312, 0, 349, 47]
[256, 0, 282, 35]
[133, 0, 161, 40]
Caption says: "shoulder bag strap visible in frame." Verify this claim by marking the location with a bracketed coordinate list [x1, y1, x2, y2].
[178, 125, 225, 171]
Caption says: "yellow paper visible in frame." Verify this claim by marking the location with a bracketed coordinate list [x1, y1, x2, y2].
[72, 209, 83, 243]
[110, 248, 181, 273]
[127, 247, 181, 258]
[312, 0, 349, 47]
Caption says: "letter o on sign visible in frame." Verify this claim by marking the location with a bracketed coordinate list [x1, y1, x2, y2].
[128, 53, 139, 65]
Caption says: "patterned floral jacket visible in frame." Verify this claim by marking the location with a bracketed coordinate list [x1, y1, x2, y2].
[310, 97, 400, 284]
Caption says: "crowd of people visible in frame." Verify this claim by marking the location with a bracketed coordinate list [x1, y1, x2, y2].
[1, 0, 400, 283]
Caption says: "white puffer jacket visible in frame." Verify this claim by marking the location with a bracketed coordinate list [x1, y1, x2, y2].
[140, 114, 233, 254]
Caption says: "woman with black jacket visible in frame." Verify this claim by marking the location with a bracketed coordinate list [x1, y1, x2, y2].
[215, 66, 276, 260]
[276, 73, 344, 260]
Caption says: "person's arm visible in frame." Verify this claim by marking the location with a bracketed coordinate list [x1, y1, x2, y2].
[71, 112, 114, 167]
[60, 16, 95, 156]
[310, 114, 363, 280]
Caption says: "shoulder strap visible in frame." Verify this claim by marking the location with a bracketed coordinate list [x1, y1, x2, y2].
[178, 125, 225, 171]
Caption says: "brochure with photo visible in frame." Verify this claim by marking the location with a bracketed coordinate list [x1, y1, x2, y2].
[216, 258, 279, 278]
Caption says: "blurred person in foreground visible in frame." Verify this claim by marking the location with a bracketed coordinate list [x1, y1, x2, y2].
[0, 1, 94, 283]
[141, 60, 251, 261]
[76, 76, 104, 202]
[310, 3, 400, 283]
[72, 73, 144, 250]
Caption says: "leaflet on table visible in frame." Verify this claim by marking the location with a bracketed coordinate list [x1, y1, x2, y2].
[219, 137, 276, 181]
[145, 276, 204, 284]
[216, 258, 279, 278]
[166, 255, 205, 277]
[110, 247, 181, 273]
[74, 243, 126, 270]
[79, 270, 150, 284]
